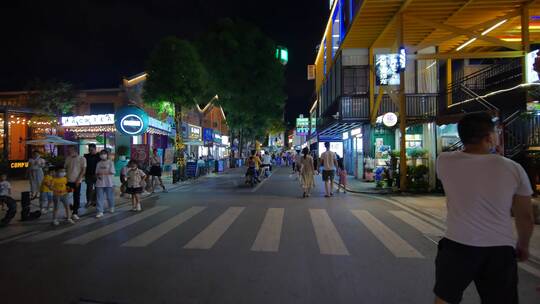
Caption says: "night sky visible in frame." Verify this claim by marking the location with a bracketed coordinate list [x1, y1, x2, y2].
[0, 0, 328, 125]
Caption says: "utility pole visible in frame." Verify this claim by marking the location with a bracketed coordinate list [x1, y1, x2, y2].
[397, 13, 408, 191]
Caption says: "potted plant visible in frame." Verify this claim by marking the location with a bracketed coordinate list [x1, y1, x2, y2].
[410, 148, 428, 166]
[117, 145, 129, 161]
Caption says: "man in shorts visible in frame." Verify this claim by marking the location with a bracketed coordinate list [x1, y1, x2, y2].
[320, 142, 338, 197]
[435, 112, 534, 304]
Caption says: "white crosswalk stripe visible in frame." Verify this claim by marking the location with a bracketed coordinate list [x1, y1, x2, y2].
[309, 209, 350, 256]
[64, 206, 168, 245]
[251, 208, 284, 252]
[388, 210, 444, 236]
[20, 206, 131, 243]
[122, 206, 206, 247]
[351, 210, 423, 258]
[184, 207, 244, 249]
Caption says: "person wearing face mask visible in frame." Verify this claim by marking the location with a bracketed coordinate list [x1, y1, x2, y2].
[434, 113, 534, 304]
[95, 150, 115, 218]
[64, 145, 86, 220]
[27, 150, 46, 200]
[50, 168, 75, 226]
[83, 143, 100, 208]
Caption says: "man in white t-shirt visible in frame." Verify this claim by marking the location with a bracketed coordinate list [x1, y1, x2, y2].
[320, 142, 338, 197]
[434, 112, 534, 304]
[65, 145, 87, 220]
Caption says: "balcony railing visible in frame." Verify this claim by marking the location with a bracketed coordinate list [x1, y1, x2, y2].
[319, 93, 439, 129]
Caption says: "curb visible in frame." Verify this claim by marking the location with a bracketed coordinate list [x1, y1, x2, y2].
[332, 180, 395, 195]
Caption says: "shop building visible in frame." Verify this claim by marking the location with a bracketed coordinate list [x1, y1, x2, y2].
[310, 0, 540, 191]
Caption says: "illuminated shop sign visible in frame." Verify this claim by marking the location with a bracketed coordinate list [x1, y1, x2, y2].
[382, 112, 398, 127]
[10, 161, 29, 169]
[115, 106, 149, 136]
[203, 128, 214, 142]
[188, 125, 202, 140]
[375, 50, 406, 86]
[213, 132, 222, 144]
[296, 115, 309, 136]
[148, 117, 172, 133]
[61, 114, 114, 127]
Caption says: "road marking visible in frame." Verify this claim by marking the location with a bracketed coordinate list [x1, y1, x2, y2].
[184, 207, 244, 249]
[122, 206, 206, 247]
[251, 208, 284, 252]
[309, 209, 349, 256]
[64, 206, 168, 245]
[351, 210, 423, 258]
[0, 230, 41, 244]
[519, 263, 540, 278]
[19, 206, 130, 243]
[250, 168, 277, 193]
[359, 194, 446, 230]
[389, 210, 444, 236]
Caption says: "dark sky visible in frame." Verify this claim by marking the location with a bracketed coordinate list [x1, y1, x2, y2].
[0, 0, 328, 125]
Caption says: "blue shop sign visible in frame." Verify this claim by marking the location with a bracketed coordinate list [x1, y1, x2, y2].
[203, 128, 214, 142]
[115, 106, 149, 136]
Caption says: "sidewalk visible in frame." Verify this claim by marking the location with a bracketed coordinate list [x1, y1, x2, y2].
[339, 175, 394, 194]
[388, 194, 540, 260]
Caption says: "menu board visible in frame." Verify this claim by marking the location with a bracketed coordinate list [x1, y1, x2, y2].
[186, 161, 198, 177]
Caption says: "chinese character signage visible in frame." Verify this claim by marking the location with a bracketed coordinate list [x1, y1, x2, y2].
[296, 117, 309, 136]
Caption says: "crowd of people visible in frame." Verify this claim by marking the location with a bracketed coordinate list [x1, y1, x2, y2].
[0, 144, 167, 227]
[243, 143, 348, 198]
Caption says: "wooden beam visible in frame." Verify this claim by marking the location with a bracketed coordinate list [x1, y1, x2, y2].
[407, 15, 521, 51]
[397, 13, 407, 192]
[416, 50, 525, 60]
[369, 47, 375, 114]
[446, 58, 452, 106]
[410, 10, 521, 53]
[370, 0, 414, 48]
[370, 87, 385, 125]
[522, 5, 530, 83]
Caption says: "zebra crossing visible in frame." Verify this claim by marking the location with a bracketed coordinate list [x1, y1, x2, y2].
[5, 205, 445, 258]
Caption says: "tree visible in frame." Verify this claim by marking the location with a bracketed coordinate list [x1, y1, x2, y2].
[27, 79, 75, 116]
[197, 19, 286, 154]
[144, 37, 207, 171]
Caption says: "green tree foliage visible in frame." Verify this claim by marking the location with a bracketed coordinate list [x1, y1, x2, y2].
[27, 80, 75, 116]
[197, 19, 286, 142]
[144, 37, 207, 166]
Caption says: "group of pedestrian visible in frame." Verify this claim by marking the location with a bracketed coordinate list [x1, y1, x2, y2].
[0, 143, 168, 227]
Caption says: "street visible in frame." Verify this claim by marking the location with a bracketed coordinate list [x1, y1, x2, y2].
[0, 168, 539, 304]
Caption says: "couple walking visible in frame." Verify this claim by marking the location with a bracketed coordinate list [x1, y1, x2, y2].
[298, 142, 339, 198]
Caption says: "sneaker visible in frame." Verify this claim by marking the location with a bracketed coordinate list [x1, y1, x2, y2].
[109, 207, 115, 213]
[66, 218, 75, 224]
[95, 212, 104, 218]
[41, 208, 48, 214]
[162, 188, 168, 193]
[136, 203, 142, 211]
[72, 214, 80, 220]
[131, 207, 137, 212]
[52, 220, 60, 226]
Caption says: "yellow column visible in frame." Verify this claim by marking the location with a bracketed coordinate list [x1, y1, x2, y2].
[369, 47, 375, 114]
[397, 13, 407, 191]
[446, 58, 452, 106]
[521, 5, 530, 83]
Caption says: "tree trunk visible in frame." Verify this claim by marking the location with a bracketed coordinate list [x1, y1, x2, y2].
[175, 106, 186, 179]
[238, 128, 244, 161]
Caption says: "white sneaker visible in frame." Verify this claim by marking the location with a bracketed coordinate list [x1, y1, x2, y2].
[72, 214, 80, 220]
[52, 220, 60, 226]
[95, 212, 104, 218]
[66, 218, 75, 224]
[131, 207, 137, 212]
[136, 203, 142, 211]
[109, 207, 115, 213]
[41, 208, 48, 214]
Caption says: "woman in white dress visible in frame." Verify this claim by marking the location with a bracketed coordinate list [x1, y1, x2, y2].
[28, 150, 45, 199]
[299, 147, 316, 198]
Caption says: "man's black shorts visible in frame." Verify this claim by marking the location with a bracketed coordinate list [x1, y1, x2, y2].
[434, 238, 518, 304]
[322, 170, 334, 181]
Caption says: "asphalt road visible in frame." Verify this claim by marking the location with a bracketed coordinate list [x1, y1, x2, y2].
[0, 167, 539, 304]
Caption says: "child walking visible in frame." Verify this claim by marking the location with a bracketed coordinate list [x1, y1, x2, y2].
[338, 162, 347, 193]
[126, 160, 146, 212]
[40, 167, 53, 214]
[51, 168, 75, 226]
